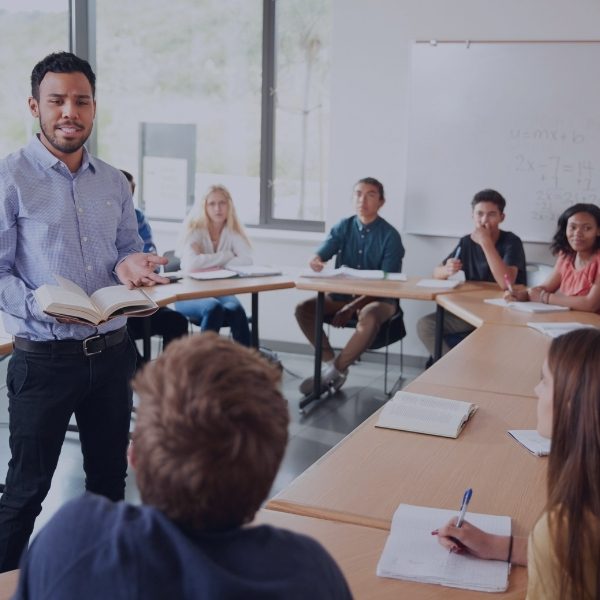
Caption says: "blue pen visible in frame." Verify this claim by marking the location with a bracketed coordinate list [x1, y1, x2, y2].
[455, 488, 472, 528]
[454, 246, 461, 260]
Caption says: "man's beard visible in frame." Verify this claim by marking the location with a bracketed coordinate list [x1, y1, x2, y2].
[39, 118, 90, 154]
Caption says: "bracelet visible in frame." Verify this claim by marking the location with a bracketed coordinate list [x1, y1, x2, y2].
[507, 534, 514, 563]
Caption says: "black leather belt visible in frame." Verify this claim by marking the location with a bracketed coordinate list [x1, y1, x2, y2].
[13, 327, 128, 357]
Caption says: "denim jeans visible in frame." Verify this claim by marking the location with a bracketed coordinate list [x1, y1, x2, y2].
[0, 334, 136, 572]
[175, 295, 250, 346]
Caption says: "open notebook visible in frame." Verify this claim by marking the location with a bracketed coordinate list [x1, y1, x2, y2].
[377, 504, 511, 592]
[527, 321, 594, 338]
[508, 430, 551, 456]
[484, 298, 570, 313]
[299, 266, 407, 281]
[375, 391, 477, 439]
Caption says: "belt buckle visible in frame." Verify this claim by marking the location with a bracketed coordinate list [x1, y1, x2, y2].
[83, 334, 103, 357]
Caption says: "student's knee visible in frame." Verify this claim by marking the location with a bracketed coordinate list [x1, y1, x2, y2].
[416, 313, 436, 343]
[295, 297, 315, 322]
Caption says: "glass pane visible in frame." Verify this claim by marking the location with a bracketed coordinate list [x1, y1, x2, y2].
[96, 0, 263, 225]
[0, 1, 69, 157]
[273, 0, 331, 222]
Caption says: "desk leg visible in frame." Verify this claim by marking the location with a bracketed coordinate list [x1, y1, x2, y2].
[434, 304, 444, 362]
[251, 292, 259, 348]
[142, 318, 152, 362]
[299, 291, 324, 411]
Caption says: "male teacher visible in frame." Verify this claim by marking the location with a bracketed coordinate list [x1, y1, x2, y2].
[0, 52, 167, 572]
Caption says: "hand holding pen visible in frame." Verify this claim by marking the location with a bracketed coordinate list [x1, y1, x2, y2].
[445, 246, 462, 277]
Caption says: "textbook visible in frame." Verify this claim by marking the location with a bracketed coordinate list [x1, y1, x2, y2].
[508, 430, 551, 456]
[300, 266, 407, 281]
[34, 275, 158, 326]
[416, 278, 461, 289]
[484, 298, 570, 313]
[377, 504, 511, 592]
[375, 391, 478, 439]
[527, 321, 594, 338]
[188, 265, 282, 280]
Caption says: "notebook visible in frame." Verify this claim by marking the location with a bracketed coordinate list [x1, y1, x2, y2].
[299, 266, 407, 281]
[526, 321, 594, 338]
[188, 269, 238, 280]
[227, 265, 282, 277]
[483, 298, 570, 313]
[508, 430, 551, 456]
[377, 504, 511, 592]
[417, 279, 461, 289]
[375, 391, 477, 439]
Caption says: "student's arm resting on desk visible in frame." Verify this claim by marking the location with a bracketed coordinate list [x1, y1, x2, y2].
[223, 231, 252, 267]
[436, 519, 528, 566]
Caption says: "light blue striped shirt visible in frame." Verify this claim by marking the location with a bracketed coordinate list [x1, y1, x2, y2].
[0, 136, 142, 341]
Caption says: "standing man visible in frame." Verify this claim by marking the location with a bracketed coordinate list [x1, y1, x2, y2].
[295, 177, 404, 394]
[0, 52, 167, 572]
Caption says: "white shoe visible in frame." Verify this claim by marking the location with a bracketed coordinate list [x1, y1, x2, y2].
[299, 364, 348, 396]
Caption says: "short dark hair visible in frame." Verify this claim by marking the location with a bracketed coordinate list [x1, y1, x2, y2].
[356, 177, 385, 201]
[31, 52, 96, 100]
[471, 189, 506, 213]
[550, 203, 600, 257]
[132, 333, 289, 531]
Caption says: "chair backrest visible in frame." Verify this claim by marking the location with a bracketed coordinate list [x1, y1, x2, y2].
[163, 250, 181, 273]
[526, 262, 553, 287]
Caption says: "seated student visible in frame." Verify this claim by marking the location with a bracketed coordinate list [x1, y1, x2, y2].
[417, 189, 526, 360]
[434, 328, 600, 599]
[120, 170, 188, 366]
[295, 177, 404, 394]
[505, 203, 600, 313]
[175, 185, 251, 346]
[13, 333, 352, 599]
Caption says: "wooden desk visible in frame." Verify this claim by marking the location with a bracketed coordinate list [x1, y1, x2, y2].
[417, 324, 549, 398]
[0, 569, 18, 600]
[255, 509, 527, 599]
[142, 275, 295, 354]
[437, 289, 600, 329]
[268, 382, 546, 537]
[294, 277, 492, 409]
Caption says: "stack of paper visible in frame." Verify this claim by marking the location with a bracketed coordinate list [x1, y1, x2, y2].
[299, 266, 407, 281]
[377, 504, 511, 592]
[227, 265, 282, 277]
[484, 298, 570, 313]
[375, 391, 477, 439]
[417, 279, 461, 289]
[188, 269, 238, 280]
[527, 321, 594, 338]
[508, 430, 551, 456]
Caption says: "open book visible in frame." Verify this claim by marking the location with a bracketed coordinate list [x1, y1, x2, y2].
[377, 504, 511, 592]
[484, 298, 570, 313]
[527, 321, 594, 338]
[34, 275, 158, 326]
[375, 391, 477, 439]
[188, 265, 282, 280]
[300, 266, 407, 281]
[508, 430, 551, 456]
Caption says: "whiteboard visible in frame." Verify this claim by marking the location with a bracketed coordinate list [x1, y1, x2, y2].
[405, 42, 600, 242]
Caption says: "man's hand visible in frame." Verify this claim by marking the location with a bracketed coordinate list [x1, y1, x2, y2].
[470, 224, 494, 247]
[116, 253, 169, 289]
[309, 255, 326, 272]
[444, 258, 463, 277]
[331, 304, 355, 328]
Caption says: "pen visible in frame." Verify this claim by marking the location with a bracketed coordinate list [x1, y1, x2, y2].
[454, 246, 461, 260]
[503, 273, 514, 294]
[455, 488, 472, 528]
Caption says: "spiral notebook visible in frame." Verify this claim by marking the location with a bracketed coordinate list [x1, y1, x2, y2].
[377, 504, 511, 592]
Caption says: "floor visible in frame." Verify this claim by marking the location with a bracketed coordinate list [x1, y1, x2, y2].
[0, 344, 423, 539]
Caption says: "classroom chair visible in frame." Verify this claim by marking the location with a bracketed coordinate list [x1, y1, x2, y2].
[526, 262, 553, 287]
[325, 307, 406, 396]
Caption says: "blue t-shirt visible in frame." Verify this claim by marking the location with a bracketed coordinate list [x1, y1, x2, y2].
[15, 494, 352, 600]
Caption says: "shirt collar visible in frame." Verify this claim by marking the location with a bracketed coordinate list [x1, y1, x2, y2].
[26, 134, 96, 174]
[354, 215, 381, 232]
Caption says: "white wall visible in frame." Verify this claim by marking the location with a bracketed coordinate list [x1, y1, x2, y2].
[152, 0, 600, 360]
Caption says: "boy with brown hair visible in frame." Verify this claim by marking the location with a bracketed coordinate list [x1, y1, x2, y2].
[14, 333, 352, 599]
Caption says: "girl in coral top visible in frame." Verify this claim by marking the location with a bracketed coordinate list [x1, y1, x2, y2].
[506, 203, 600, 313]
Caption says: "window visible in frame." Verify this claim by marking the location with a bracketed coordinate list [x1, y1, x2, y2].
[0, 0, 69, 157]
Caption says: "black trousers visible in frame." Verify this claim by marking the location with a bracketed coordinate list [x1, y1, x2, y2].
[0, 333, 136, 572]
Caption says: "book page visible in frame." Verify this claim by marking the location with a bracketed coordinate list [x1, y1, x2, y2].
[34, 284, 98, 322]
[377, 504, 510, 592]
[376, 391, 477, 438]
[340, 266, 385, 279]
[53, 274, 89, 299]
[507, 430, 551, 456]
[511, 302, 569, 313]
[90, 286, 153, 319]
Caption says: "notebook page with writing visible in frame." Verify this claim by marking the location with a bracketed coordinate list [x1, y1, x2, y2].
[376, 391, 477, 438]
[377, 504, 511, 592]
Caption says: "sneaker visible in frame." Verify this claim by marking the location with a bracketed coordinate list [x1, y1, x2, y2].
[299, 364, 348, 396]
